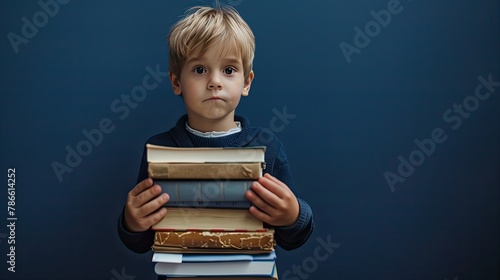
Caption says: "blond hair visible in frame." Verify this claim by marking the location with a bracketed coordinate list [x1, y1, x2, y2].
[168, 6, 255, 80]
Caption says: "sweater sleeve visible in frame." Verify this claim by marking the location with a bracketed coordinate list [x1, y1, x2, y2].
[271, 145, 315, 250]
[117, 210, 155, 254]
[117, 144, 155, 253]
[275, 198, 314, 250]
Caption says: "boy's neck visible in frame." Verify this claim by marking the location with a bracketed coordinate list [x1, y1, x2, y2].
[186, 113, 238, 132]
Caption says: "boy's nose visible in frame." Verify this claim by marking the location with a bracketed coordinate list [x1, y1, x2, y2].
[207, 73, 223, 90]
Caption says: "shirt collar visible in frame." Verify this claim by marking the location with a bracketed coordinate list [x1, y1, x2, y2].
[185, 122, 242, 138]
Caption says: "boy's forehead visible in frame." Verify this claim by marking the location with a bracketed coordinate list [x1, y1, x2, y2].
[186, 46, 243, 64]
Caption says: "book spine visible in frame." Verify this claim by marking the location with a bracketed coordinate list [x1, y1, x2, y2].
[152, 207, 265, 232]
[155, 180, 254, 204]
[148, 162, 263, 179]
[163, 201, 251, 209]
[154, 231, 275, 250]
[151, 245, 274, 254]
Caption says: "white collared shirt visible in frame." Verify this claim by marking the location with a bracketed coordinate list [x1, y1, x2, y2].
[185, 122, 242, 138]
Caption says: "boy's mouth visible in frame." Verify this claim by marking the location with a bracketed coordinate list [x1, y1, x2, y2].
[205, 96, 224, 101]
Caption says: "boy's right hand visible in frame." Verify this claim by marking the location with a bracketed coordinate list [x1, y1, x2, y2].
[123, 178, 169, 232]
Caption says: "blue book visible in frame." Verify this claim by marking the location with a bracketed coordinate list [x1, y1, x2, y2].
[156, 179, 253, 208]
[153, 252, 276, 263]
[154, 255, 276, 277]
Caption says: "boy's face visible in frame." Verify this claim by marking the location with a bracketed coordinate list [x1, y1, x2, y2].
[170, 47, 254, 132]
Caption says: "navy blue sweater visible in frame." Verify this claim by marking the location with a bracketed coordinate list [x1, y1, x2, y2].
[117, 114, 314, 257]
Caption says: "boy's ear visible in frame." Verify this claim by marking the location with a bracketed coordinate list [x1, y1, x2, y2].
[169, 72, 182, 95]
[242, 70, 254, 96]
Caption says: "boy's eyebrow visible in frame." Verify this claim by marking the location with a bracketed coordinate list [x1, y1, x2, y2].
[185, 56, 242, 65]
[185, 57, 202, 64]
[222, 57, 242, 64]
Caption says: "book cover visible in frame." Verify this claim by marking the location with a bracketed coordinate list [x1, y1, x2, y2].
[162, 265, 278, 279]
[151, 246, 274, 255]
[146, 144, 266, 163]
[154, 229, 275, 250]
[148, 162, 264, 179]
[155, 179, 253, 205]
[152, 251, 276, 263]
[154, 257, 276, 277]
[152, 207, 265, 232]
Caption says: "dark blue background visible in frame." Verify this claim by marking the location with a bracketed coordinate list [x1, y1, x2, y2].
[1, 0, 499, 279]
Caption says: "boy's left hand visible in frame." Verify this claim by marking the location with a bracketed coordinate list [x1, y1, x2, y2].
[245, 173, 300, 227]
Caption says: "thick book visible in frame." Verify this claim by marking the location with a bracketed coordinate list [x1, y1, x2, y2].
[165, 275, 277, 280]
[153, 251, 276, 263]
[161, 201, 251, 209]
[151, 246, 273, 254]
[146, 144, 266, 163]
[154, 229, 275, 251]
[152, 207, 265, 232]
[148, 162, 264, 179]
[155, 179, 253, 207]
[165, 273, 278, 280]
[163, 267, 278, 280]
[159, 264, 278, 279]
[154, 252, 276, 277]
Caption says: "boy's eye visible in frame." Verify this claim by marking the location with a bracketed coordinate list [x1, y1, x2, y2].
[194, 67, 205, 74]
[224, 67, 236, 75]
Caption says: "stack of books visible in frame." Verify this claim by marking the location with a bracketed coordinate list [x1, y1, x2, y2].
[147, 144, 279, 279]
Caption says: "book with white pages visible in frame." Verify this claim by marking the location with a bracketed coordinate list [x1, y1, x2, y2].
[152, 251, 276, 263]
[153, 251, 276, 277]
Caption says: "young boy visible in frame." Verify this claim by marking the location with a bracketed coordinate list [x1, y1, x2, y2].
[117, 4, 314, 273]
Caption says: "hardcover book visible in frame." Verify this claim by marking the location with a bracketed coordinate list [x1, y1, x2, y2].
[152, 207, 265, 232]
[146, 144, 266, 163]
[153, 252, 276, 277]
[155, 179, 253, 207]
[154, 229, 275, 251]
[151, 246, 273, 255]
[148, 162, 264, 179]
